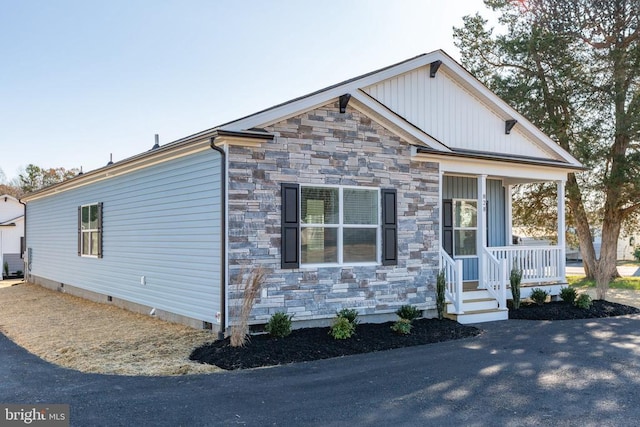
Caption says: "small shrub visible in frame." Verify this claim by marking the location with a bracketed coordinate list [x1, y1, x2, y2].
[396, 305, 421, 322]
[2, 261, 8, 278]
[436, 269, 446, 320]
[560, 287, 577, 305]
[575, 293, 593, 309]
[391, 318, 413, 335]
[510, 268, 523, 310]
[633, 246, 640, 262]
[530, 288, 549, 306]
[336, 308, 359, 325]
[265, 312, 293, 338]
[329, 316, 355, 340]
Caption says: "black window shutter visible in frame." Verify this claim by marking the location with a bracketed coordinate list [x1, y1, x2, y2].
[281, 183, 300, 269]
[442, 199, 453, 256]
[77, 206, 82, 256]
[381, 189, 398, 266]
[97, 202, 103, 258]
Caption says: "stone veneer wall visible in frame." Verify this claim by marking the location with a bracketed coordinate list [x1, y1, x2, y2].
[227, 101, 440, 324]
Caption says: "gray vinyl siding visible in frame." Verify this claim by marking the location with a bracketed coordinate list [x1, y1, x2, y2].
[442, 176, 506, 281]
[26, 150, 221, 323]
[487, 179, 506, 247]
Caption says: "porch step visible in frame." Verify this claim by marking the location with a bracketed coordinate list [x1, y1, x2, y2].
[445, 289, 508, 324]
[445, 308, 508, 324]
[447, 297, 497, 314]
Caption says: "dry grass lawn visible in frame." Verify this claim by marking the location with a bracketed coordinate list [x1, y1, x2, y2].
[0, 281, 220, 376]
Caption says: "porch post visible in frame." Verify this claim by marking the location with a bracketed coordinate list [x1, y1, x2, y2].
[505, 184, 513, 245]
[439, 168, 444, 271]
[477, 175, 487, 283]
[557, 180, 566, 279]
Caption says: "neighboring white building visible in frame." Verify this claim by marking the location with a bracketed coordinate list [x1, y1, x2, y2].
[0, 194, 25, 279]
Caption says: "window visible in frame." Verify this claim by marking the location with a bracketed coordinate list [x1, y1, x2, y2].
[453, 200, 477, 256]
[300, 186, 379, 265]
[78, 203, 102, 257]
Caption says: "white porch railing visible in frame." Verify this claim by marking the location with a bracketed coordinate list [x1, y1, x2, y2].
[480, 247, 508, 309]
[487, 245, 564, 284]
[439, 248, 464, 314]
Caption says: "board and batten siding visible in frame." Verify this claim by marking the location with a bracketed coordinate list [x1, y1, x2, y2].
[363, 66, 557, 160]
[442, 175, 506, 281]
[26, 150, 221, 323]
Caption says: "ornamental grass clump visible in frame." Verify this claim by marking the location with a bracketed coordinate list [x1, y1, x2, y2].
[560, 287, 577, 305]
[230, 266, 266, 347]
[265, 312, 293, 338]
[510, 268, 523, 310]
[529, 288, 549, 306]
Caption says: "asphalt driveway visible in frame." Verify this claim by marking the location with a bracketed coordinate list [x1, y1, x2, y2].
[2, 316, 640, 426]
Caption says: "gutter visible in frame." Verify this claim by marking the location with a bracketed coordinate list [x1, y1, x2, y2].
[209, 129, 274, 340]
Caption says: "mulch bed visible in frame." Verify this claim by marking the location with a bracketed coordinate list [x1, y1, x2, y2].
[509, 299, 640, 320]
[190, 318, 480, 370]
[191, 300, 640, 370]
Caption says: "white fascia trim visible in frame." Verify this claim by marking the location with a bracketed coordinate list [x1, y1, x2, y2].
[421, 154, 571, 182]
[349, 91, 451, 151]
[22, 139, 212, 202]
[224, 53, 445, 132]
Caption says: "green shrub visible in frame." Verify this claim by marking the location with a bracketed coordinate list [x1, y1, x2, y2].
[560, 287, 577, 305]
[336, 308, 359, 325]
[329, 316, 355, 340]
[265, 312, 293, 338]
[395, 305, 421, 322]
[436, 269, 446, 320]
[2, 261, 7, 278]
[575, 293, 593, 309]
[391, 318, 413, 335]
[633, 246, 640, 262]
[510, 268, 523, 310]
[530, 288, 549, 306]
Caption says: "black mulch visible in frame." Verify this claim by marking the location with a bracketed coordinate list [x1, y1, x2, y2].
[190, 300, 640, 371]
[508, 299, 640, 320]
[190, 318, 480, 370]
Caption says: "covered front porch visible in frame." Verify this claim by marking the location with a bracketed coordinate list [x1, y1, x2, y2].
[437, 171, 568, 324]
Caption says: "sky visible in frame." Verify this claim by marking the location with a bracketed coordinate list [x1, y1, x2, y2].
[0, 0, 495, 181]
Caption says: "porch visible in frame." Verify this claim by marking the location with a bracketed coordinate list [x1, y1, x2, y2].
[438, 174, 568, 324]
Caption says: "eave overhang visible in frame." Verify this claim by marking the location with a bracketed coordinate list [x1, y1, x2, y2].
[21, 129, 274, 202]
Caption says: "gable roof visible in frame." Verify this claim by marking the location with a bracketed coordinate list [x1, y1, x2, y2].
[219, 49, 582, 168]
[23, 50, 583, 201]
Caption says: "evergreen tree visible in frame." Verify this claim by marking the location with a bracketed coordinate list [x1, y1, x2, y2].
[454, 0, 640, 299]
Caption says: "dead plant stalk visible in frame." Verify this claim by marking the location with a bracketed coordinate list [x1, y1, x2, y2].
[230, 266, 266, 347]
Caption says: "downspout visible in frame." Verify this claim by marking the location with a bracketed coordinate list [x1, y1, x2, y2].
[209, 136, 227, 340]
[17, 198, 27, 281]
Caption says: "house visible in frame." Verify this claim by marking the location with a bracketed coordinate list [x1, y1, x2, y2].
[21, 50, 583, 332]
[0, 194, 25, 279]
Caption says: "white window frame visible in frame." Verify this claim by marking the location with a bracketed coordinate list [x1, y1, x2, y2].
[300, 185, 380, 267]
[80, 203, 101, 258]
[452, 199, 478, 258]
